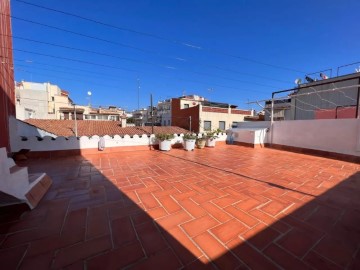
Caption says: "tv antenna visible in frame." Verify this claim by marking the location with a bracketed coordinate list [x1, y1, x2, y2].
[87, 91, 92, 107]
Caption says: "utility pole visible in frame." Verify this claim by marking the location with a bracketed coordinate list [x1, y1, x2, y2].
[150, 94, 154, 134]
[137, 78, 140, 110]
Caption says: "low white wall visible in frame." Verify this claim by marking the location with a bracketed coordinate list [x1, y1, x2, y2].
[230, 121, 271, 145]
[11, 133, 227, 153]
[271, 119, 360, 156]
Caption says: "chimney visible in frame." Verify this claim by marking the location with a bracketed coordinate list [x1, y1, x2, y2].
[121, 117, 127, 127]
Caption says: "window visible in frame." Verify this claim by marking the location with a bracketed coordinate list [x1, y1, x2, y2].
[204, 121, 211, 131]
[51, 96, 54, 101]
[168, 120, 170, 126]
[219, 121, 225, 130]
[232, 122, 238, 128]
[163, 120, 166, 126]
[183, 104, 189, 109]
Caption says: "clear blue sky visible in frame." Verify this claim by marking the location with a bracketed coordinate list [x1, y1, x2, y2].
[10, 0, 360, 111]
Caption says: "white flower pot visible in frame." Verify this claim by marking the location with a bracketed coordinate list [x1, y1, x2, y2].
[184, 139, 196, 151]
[159, 140, 172, 151]
[206, 138, 216, 147]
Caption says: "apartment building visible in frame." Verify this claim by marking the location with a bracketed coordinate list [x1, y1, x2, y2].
[158, 95, 253, 133]
[15, 81, 73, 120]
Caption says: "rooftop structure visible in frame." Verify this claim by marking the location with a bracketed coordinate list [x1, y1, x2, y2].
[264, 72, 360, 121]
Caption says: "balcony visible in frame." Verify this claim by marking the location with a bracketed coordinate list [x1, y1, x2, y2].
[0, 145, 359, 269]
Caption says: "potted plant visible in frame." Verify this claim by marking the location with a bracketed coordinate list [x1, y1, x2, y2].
[204, 130, 219, 147]
[183, 133, 197, 151]
[196, 135, 206, 149]
[156, 133, 175, 151]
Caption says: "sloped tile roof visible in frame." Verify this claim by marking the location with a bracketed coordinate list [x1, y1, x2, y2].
[23, 119, 189, 137]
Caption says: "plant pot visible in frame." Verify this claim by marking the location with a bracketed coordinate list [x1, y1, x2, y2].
[159, 140, 171, 151]
[196, 139, 206, 149]
[184, 139, 196, 151]
[206, 138, 216, 147]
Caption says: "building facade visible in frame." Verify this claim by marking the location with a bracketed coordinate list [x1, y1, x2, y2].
[168, 95, 253, 133]
[269, 72, 360, 121]
[0, 0, 15, 151]
[15, 81, 73, 120]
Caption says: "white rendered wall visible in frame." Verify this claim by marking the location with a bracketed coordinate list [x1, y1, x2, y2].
[271, 119, 360, 156]
[10, 133, 227, 153]
[230, 121, 271, 145]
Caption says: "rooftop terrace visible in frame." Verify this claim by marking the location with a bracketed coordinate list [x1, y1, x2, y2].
[0, 145, 359, 269]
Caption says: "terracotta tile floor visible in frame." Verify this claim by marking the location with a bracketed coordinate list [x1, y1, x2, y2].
[0, 145, 359, 269]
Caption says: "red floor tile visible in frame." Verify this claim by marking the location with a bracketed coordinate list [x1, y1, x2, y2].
[181, 215, 219, 238]
[1, 145, 358, 269]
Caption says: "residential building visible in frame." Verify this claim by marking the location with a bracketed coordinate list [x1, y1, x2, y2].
[268, 72, 360, 121]
[15, 81, 127, 123]
[132, 108, 149, 126]
[83, 106, 126, 121]
[158, 95, 253, 133]
[15, 81, 73, 120]
[157, 99, 172, 126]
[0, 0, 15, 151]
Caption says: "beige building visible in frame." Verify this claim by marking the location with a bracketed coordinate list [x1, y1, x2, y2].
[15, 81, 73, 120]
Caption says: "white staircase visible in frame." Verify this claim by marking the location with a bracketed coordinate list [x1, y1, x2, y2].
[0, 147, 52, 209]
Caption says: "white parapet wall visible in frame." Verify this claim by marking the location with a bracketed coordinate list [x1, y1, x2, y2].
[230, 119, 360, 157]
[271, 119, 360, 157]
[10, 133, 227, 153]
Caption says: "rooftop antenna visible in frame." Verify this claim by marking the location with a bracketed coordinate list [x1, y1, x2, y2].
[295, 78, 302, 86]
[87, 91, 92, 107]
[305, 76, 315, 83]
[137, 78, 140, 110]
[320, 73, 328, 79]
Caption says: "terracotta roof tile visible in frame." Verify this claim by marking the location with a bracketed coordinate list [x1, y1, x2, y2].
[23, 119, 189, 137]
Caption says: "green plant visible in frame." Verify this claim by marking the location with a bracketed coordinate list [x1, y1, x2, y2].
[183, 133, 197, 140]
[155, 133, 175, 141]
[204, 130, 219, 140]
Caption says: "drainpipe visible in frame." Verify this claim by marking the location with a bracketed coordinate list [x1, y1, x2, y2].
[356, 78, 360, 119]
[270, 93, 275, 146]
[73, 103, 78, 137]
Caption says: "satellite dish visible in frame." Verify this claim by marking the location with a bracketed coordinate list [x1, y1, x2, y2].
[295, 78, 302, 85]
[87, 91, 92, 96]
[305, 76, 315, 83]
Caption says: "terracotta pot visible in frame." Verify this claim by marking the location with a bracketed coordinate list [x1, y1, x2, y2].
[196, 139, 206, 149]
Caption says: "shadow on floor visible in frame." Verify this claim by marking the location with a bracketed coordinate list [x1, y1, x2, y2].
[0, 147, 359, 269]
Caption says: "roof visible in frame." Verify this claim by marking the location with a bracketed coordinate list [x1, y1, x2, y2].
[24, 119, 189, 137]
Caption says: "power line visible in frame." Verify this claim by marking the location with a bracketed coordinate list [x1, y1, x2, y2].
[14, 64, 271, 96]
[7, 14, 184, 61]
[13, 0, 305, 73]
[7, 35, 280, 88]
[8, 35, 176, 70]
[7, 47, 275, 94]
[8, 34, 291, 84]
[15, 67, 132, 90]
